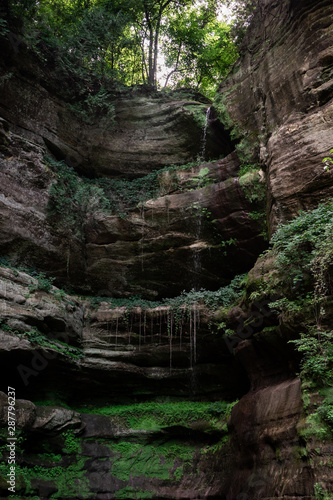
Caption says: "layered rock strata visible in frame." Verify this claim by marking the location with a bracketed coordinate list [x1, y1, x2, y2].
[217, 0, 333, 233]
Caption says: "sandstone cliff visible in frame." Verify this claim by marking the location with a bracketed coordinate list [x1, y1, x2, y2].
[0, 0, 333, 498]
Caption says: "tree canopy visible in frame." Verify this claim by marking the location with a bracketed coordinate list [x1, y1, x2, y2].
[2, 0, 256, 98]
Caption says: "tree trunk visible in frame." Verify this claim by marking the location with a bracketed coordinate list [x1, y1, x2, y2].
[152, 16, 162, 87]
[148, 28, 154, 85]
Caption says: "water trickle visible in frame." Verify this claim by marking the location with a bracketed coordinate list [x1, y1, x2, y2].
[143, 310, 147, 343]
[128, 314, 133, 344]
[165, 197, 170, 225]
[169, 310, 174, 374]
[151, 316, 154, 343]
[115, 316, 119, 347]
[192, 195, 204, 291]
[140, 205, 145, 272]
[193, 305, 197, 365]
[200, 106, 211, 161]
[189, 311, 193, 369]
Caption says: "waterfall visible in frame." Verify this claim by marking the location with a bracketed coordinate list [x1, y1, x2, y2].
[200, 106, 211, 161]
[140, 205, 145, 272]
[192, 195, 203, 291]
[115, 316, 119, 347]
[193, 304, 197, 366]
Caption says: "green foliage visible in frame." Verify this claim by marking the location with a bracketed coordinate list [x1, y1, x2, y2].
[187, 167, 212, 188]
[213, 88, 239, 132]
[0, 19, 9, 36]
[298, 411, 332, 441]
[322, 148, 333, 172]
[162, 6, 238, 97]
[290, 328, 333, 388]
[270, 201, 333, 298]
[0, 256, 72, 304]
[5, 0, 238, 95]
[92, 172, 161, 217]
[238, 163, 260, 177]
[166, 274, 246, 311]
[19, 327, 84, 359]
[47, 157, 111, 239]
[28, 271, 54, 293]
[62, 430, 81, 454]
[227, 0, 259, 47]
[110, 441, 188, 481]
[67, 88, 115, 127]
[0, 319, 20, 335]
[47, 157, 206, 226]
[252, 201, 333, 438]
[14, 459, 90, 499]
[76, 399, 235, 432]
[239, 170, 267, 237]
[89, 274, 246, 313]
[315, 483, 333, 500]
[318, 403, 333, 427]
[115, 488, 154, 499]
[239, 171, 265, 204]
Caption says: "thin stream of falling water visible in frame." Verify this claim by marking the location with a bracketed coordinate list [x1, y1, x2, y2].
[192, 195, 203, 291]
[141, 206, 145, 272]
[109, 319, 113, 344]
[144, 310, 147, 343]
[169, 310, 173, 374]
[200, 106, 211, 161]
[165, 197, 170, 225]
[179, 319, 182, 349]
[189, 310, 193, 369]
[129, 313, 133, 344]
[193, 304, 197, 365]
[151, 315, 154, 343]
[115, 316, 118, 347]
[139, 312, 142, 351]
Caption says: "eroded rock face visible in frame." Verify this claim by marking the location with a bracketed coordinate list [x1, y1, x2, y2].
[0, 36, 230, 179]
[83, 154, 266, 298]
[0, 266, 249, 404]
[0, 267, 83, 342]
[217, 0, 333, 233]
[0, 119, 265, 297]
[226, 378, 307, 499]
[78, 301, 249, 402]
[0, 390, 233, 500]
[1, 0, 333, 497]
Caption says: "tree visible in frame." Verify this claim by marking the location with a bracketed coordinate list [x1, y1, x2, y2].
[5, 0, 240, 95]
[162, 3, 238, 96]
[130, 0, 193, 87]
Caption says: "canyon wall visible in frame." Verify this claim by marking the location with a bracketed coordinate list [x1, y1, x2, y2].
[0, 0, 333, 498]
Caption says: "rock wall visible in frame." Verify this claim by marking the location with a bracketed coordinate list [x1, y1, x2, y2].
[0, 36, 231, 178]
[0, 111, 265, 297]
[217, 0, 333, 233]
[0, 0, 333, 498]
[212, 0, 333, 496]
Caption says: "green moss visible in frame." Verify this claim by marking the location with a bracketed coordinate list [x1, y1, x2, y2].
[183, 102, 208, 129]
[115, 487, 154, 499]
[75, 400, 235, 433]
[298, 412, 332, 441]
[18, 327, 84, 359]
[2, 458, 90, 499]
[62, 429, 81, 454]
[314, 483, 333, 500]
[109, 440, 195, 482]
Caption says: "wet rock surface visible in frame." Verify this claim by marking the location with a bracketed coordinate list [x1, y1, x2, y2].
[0, 115, 265, 297]
[218, 0, 333, 233]
[0, 0, 333, 498]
